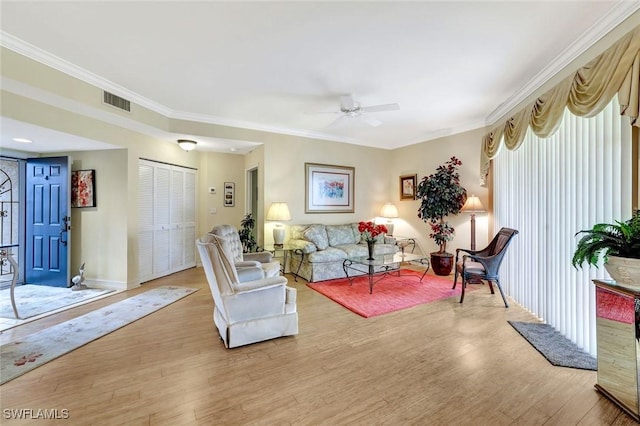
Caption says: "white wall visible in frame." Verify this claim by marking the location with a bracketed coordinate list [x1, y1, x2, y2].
[261, 135, 393, 246]
[199, 151, 248, 236]
[389, 127, 489, 256]
[69, 149, 128, 289]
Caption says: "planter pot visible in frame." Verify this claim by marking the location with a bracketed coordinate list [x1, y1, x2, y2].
[431, 252, 454, 276]
[604, 256, 640, 290]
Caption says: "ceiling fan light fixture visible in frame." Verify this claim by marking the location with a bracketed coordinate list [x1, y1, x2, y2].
[177, 139, 197, 151]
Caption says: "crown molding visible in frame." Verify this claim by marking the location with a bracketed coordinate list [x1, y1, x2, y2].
[0, 30, 373, 146]
[0, 31, 175, 117]
[485, 1, 640, 125]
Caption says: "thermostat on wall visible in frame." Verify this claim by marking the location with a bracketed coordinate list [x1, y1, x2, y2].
[208, 187, 216, 194]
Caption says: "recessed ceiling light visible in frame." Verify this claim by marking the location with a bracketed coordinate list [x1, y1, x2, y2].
[230, 147, 237, 152]
[12, 138, 33, 143]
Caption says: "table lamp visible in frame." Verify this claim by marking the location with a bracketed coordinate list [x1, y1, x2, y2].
[266, 202, 291, 247]
[460, 195, 486, 250]
[380, 203, 399, 236]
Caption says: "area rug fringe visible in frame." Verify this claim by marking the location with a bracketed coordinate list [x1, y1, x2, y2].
[0, 286, 198, 385]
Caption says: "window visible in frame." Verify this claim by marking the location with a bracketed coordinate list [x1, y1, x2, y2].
[493, 96, 633, 356]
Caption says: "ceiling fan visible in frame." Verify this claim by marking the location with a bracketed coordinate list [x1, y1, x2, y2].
[315, 95, 400, 127]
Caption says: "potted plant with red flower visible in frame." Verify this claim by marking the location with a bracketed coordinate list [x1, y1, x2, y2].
[416, 157, 467, 275]
[358, 221, 388, 260]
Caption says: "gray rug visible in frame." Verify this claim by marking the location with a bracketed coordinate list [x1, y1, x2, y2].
[508, 321, 597, 371]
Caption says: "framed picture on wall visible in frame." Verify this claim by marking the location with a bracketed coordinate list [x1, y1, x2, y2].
[224, 182, 235, 207]
[71, 169, 96, 208]
[400, 174, 417, 200]
[305, 163, 355, 213]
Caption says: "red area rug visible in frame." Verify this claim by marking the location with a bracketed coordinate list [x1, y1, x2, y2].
[307, 269, 473, 318]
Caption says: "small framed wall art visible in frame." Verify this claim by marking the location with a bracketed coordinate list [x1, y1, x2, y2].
[71, 169, 96, 208]
[399, 174, 417, 200]
[224, 182, 235, 207]
[305, 163, 355, 213]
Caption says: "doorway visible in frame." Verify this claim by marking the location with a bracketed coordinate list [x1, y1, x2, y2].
[247, 166, 259, 243]
[0, 158, 22, 289]
[0, 156, 71, 288]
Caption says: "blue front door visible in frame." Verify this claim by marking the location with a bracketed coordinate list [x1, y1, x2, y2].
[25, 157, 70, 287]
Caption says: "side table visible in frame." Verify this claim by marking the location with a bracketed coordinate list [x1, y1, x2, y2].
[393, 236, 418, 255]
[263, 244, 304, 282]
[593, 279, 640, 421]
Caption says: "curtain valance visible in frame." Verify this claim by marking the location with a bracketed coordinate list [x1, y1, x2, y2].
[480, 25, 640, 184]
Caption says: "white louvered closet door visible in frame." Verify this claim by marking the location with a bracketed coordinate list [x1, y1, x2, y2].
[138, 162, 154, 282]
[170, 167, 197, 271]
[138, 159, 197, 284]
[154, 163, 172, 278]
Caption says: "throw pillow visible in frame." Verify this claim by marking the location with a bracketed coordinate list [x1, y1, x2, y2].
[327, 224, 356, 246]
[303, 224, 329, 250]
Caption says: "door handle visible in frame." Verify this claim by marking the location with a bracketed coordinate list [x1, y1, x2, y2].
[60, 216, 71, 246]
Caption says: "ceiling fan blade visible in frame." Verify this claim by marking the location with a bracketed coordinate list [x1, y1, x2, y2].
[340, 95, 355, 110]
[361, 103, 400, 113]
[326, 115, 348, 128]
[360, 115, 382, 127]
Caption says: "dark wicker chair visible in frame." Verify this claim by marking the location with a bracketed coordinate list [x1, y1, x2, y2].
[452, 227, 519, 307]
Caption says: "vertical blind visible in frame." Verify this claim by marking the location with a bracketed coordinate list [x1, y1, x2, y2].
[493, 96, 632, 356]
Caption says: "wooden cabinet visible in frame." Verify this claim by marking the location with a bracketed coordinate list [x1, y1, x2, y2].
[594, 279, 640, 421]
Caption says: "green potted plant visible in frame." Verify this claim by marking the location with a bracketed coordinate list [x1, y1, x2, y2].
[238, 213, 258, 253]
[572, 210, 640, 289]
[416, 156, 467, 275]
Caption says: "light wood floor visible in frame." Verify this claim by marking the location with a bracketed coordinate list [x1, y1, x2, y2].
[0, 266, 634, 425]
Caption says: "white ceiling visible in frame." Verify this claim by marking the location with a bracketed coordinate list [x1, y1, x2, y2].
[1, 1, 638, 154]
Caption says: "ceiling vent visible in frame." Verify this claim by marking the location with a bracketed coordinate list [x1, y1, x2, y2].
[103, 91, 131, 112]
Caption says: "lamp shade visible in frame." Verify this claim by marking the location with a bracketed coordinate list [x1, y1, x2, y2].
[266, 202, 291, 221]
[380, 203, 399, 218]
[177, 139, 197, 151]
[460, 195, 486, 213]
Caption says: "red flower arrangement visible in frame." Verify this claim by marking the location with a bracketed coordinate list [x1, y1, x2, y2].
[358, 221, 388, 242]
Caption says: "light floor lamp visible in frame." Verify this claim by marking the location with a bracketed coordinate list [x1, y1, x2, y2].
[266, 202, 291, 247]
[380, 203, 399, 236]
[460, 195, 486, 251]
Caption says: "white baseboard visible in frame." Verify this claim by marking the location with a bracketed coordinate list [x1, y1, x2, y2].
[84, 278, 132, 291]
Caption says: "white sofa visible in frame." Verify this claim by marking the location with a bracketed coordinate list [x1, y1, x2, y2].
[286, 223, 399, 282]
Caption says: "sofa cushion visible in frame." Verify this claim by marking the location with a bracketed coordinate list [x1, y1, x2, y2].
[334, 244, 367, 257]
[303, 224, 329, 250]
[306, 247, 349, 263]
[326, 224, 357, 246]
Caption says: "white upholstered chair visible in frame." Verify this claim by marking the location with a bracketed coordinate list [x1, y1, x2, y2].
[196, 233, 298, 348]
[210, 224, 281, 278]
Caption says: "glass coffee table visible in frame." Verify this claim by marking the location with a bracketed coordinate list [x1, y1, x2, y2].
[342, 252, 430, 294]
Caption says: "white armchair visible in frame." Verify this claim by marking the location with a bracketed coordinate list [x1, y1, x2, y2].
[196, 233, 298, 348]
[210, 224, 280, 278]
